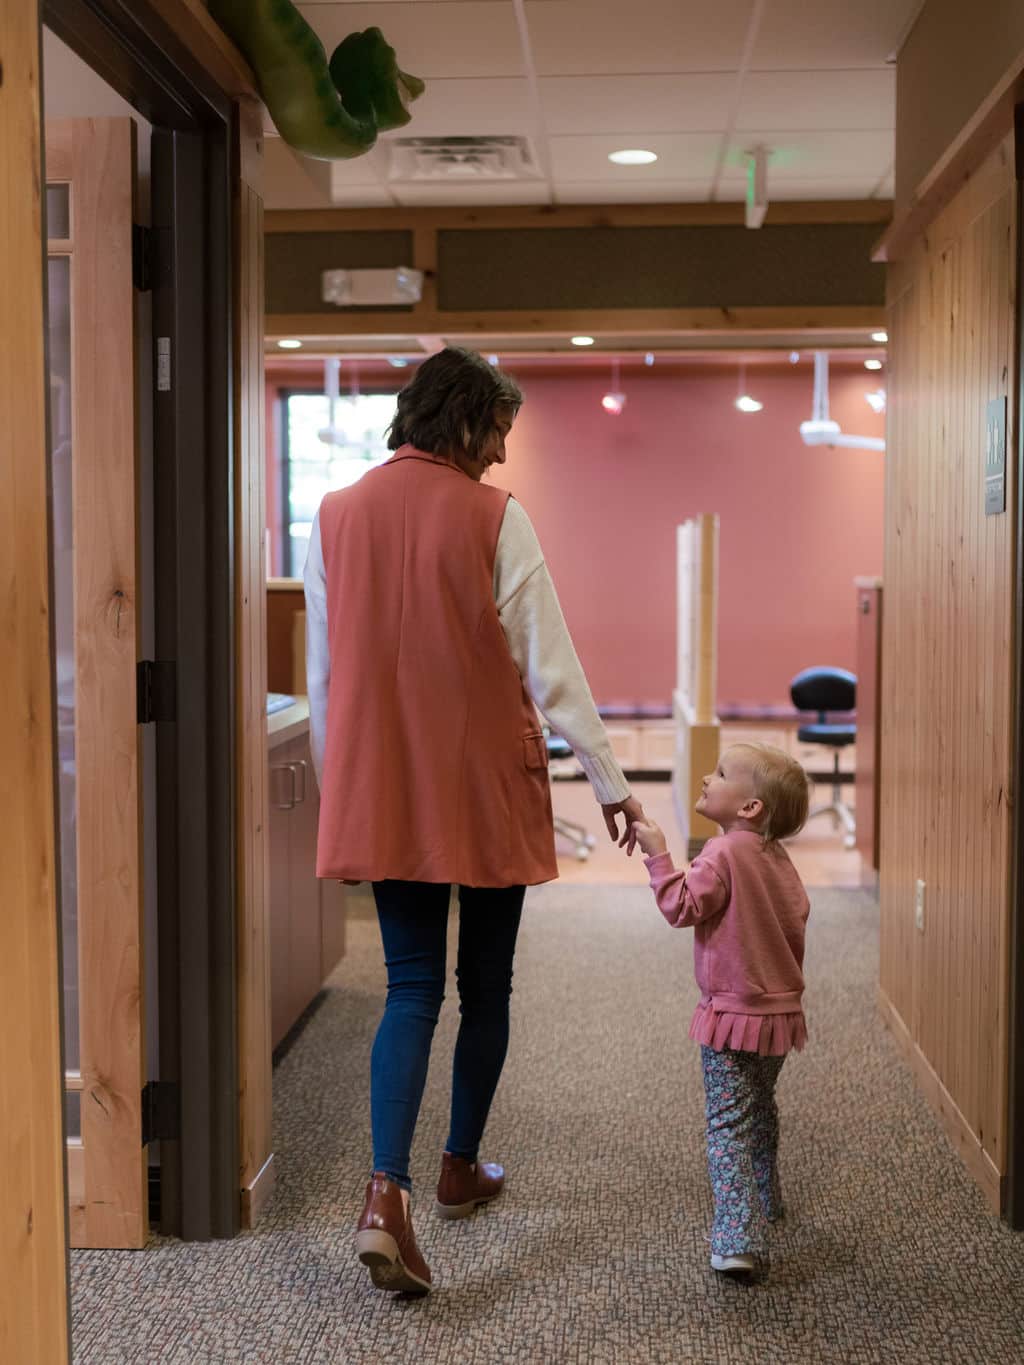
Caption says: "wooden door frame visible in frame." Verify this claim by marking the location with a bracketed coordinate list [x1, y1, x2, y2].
[1, 0, 72, 1358]
[43, 0, 241, 1241]
[1007, 101, 1024, 1230]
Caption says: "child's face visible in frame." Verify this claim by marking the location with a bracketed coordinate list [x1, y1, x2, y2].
[696, 748, 762, 829]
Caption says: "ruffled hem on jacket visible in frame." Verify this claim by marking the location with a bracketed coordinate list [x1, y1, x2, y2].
[689, 1000, 807, 1057]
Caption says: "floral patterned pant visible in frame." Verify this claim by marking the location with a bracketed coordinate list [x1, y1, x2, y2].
[701, 1045, 787, 1259]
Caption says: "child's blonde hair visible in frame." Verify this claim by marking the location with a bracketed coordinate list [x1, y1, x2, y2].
[727, 742, 810, 843]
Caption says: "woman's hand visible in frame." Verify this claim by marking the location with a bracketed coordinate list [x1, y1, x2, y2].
[601, 794, 646, 847]
[628, 818, 668, 858]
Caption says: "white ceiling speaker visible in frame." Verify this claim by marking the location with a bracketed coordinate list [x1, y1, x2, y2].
[321, 267, 423, 306]
[799, 351, 885, 451]
[387, 136, 540, 182]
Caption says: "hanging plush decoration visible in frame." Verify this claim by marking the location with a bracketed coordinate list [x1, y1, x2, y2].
[209, 0, 425, 160]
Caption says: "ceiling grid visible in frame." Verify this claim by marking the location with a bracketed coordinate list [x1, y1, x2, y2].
[270, 0, 919, 209]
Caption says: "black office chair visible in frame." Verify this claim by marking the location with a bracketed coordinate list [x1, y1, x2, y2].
[790, 666, 857, 848]
[546, 734, 597, 862]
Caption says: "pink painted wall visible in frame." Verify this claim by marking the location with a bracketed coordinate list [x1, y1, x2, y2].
[490, 365, 885, 710]
[265, 358, 885, 709]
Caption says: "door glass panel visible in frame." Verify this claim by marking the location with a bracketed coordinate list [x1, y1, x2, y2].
[47, 254, 80, 1076]
[46, 184, 70, 238]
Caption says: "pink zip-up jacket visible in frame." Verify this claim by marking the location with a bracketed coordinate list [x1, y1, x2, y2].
[644, 828, 810, 1056]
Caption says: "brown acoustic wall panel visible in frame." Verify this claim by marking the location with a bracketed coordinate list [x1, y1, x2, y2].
[436, 223, 885, 311]
[265, 230, 414, 315]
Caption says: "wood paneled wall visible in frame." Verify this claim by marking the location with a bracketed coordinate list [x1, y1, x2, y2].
[235, 108, 274, 1228]
[0, 0, 71, 1357]
[879, 135, 1017, 1211]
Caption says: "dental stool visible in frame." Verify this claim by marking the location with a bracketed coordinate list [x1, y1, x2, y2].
[790, 666, 857, 848]
[547, 734, 596, 862]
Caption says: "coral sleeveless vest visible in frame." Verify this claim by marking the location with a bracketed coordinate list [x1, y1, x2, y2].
[315, 446, 557, 888]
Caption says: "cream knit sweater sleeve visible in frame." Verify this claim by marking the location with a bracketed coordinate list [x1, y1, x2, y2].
[303, 497, 630, 805]
[492, 498, 629, 805]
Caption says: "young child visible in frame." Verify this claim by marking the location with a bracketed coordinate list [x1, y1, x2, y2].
[628, 742, 811, 1278]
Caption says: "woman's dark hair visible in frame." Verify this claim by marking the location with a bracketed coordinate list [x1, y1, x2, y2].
[387, 347, 522, 457]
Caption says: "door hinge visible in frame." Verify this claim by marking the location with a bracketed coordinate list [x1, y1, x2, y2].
[137, 659, 176, 723]
[132, 223, 155, 291]
[141, 1081, 179, 1146]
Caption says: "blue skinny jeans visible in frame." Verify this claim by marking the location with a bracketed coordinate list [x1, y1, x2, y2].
[370, 879, 525, 1190]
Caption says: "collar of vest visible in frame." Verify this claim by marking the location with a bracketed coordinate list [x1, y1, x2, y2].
[386, 444, 461, 472]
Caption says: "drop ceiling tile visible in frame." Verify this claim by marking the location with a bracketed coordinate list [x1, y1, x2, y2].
[716, 177, 883, 202]
[750, 0, 923, 70]
[396, 78, 535, 136]
[550, 132, 723, 182]
[736, 69, 895, 132]
[524, 0, 755, 75]
[540, 73, 735, 135]
[553, 180, 714, 204]
[297, 3, 523, 78]
[327, 144, 389, 189]
[719, 130, 894, 181]
[263, 140, 335, 210]
[391, 181, 551, 206]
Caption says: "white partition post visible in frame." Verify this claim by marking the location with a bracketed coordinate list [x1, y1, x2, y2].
[673, 514, 721, 858]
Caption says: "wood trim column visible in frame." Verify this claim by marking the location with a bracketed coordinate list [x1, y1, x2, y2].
[234, 102, 274, 1228]
[0, 0, 71, 1357]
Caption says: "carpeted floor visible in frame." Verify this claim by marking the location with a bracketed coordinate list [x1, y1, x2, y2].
[72, 885, 1024, 1364]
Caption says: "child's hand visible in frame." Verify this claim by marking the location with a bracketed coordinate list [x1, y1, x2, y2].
[628, 818, 668, 858]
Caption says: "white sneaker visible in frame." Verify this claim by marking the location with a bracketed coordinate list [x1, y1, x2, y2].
[710, 1253, 756, 1275]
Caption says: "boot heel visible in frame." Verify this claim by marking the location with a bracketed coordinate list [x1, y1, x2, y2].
[356, 1228, 399, 1268]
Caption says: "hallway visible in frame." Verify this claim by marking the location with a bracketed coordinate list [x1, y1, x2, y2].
[72, 881, 1024, 1364]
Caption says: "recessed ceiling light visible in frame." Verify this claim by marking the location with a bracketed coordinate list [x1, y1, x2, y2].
[571, 335, 595, 347]
[277, 339, 302, 349]
[609, 149, 658, 166]
[864, 358, 883, 371]
[735, 395, 764, 413]
[871, 331, 888, 343]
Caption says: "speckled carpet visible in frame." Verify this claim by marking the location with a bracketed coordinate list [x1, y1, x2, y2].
[71, 884, 1024, 1364]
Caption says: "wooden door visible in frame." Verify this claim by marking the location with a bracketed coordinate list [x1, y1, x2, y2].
[46, 118, 148, 1249]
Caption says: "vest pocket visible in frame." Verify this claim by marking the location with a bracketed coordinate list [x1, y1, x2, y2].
[522, 730, 549, 771]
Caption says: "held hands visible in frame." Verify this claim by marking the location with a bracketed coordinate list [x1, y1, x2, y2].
[626, 817, 668, 859]
[601, 794, 647, 847]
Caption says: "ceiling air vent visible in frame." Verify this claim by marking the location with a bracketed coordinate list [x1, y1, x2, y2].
[387, 136, 539, 182]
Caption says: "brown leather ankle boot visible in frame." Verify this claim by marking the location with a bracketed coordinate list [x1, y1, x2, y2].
[355, 1173, 432, 1294]
[435, 1152, 505, 1220]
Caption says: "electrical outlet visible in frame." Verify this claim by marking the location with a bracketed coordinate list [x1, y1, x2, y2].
[914, 879, 926, 932]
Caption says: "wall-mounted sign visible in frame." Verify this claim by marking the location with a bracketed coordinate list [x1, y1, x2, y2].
[985, 395, 1006, 516]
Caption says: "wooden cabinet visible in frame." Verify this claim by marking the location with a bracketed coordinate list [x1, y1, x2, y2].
[268, 727, 346, 1049]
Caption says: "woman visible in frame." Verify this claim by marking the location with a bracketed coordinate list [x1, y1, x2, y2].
[304, 348, 643, 1294]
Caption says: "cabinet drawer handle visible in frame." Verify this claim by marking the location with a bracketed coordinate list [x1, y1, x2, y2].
[288, 759, 307, 803]
[271, 763, 296, 810]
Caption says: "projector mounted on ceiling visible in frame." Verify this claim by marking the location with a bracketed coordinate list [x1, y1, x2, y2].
[387, 136, 539, 182]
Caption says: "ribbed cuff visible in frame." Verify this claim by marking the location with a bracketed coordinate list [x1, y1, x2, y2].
[577, 745, 630, 804]
[643, 851, 677, 881]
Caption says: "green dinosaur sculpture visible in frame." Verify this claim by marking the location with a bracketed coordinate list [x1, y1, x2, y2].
[209, 0, 425, 160]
